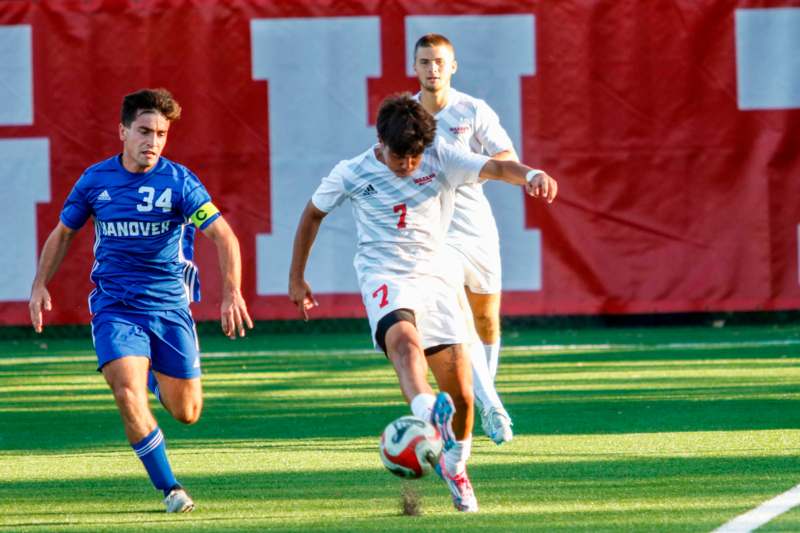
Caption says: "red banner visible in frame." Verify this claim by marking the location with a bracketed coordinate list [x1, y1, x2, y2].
[0, 0, 798, 326]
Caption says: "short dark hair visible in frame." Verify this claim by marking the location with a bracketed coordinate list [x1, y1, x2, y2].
[120, 88, 181, 126]
[376, 93, 437, 157]
[413, 33, 454, 60]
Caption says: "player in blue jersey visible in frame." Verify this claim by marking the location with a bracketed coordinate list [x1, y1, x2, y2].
[28, 88, 253, 513]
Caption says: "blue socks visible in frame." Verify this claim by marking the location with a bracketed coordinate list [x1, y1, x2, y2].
[147, 370, 161, 402]
[132, 427, 178, 496]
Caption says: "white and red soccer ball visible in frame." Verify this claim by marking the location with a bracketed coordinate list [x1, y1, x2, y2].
[379, 415, 443, 478]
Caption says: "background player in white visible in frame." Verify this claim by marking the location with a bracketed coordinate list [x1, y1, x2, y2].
[289, 94, 556, 512]
[28, 88, 253, 512]
[413, 33, 520, 444]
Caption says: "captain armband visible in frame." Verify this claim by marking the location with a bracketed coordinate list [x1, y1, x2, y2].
[190, 202, 221, 229]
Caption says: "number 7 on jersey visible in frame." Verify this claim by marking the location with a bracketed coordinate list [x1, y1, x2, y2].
[372, 283, 389, 308]
[393, 203, 407, 229]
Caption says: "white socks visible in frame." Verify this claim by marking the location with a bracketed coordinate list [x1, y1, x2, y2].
[471, 340, 501, 412]
[410, 393, 436, 422]
[444, 437, 472, 476]
[485, 341, 500, 381]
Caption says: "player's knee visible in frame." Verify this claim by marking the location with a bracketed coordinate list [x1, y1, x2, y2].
[173, 401, 202, 425]
[111, 382, 146, 408]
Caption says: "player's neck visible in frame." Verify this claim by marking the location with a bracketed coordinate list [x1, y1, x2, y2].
[419, 86, 450, 115]
[120, 153, 157, 174]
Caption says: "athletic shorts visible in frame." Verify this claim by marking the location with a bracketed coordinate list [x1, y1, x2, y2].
[445, 237, 502, 294]
[360, 272, 470, 352]
[91, 305, 201, 379]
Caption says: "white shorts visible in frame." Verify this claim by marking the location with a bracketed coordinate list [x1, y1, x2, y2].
[360, 272, 471, 352]
[445, 237, 502, 295]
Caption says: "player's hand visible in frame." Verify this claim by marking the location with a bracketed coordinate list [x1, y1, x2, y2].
[525, 172, 558, 203]
[29, 285, 52, 334]
[289, 278, 318, 321]
[220, 290, 253, 339]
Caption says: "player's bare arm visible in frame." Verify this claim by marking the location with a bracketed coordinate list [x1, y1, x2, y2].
[29, 222, 78, 333]
[490, 148, 519, 163]
[288, 201, 326, 320]
[479, 159, 558, 203]
[202, 216, 253, 339]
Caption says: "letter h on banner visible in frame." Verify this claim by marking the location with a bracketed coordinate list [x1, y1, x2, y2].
[735, 8, 800, 286]
[0, 25, 50, 301]
[251, 15, 541, 295]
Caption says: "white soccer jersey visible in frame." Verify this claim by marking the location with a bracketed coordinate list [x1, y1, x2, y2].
[415, 88, 515, 293]
[312, 138, 490, 350]
[311, 136, 489, 282]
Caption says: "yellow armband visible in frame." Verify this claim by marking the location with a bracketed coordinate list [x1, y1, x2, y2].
[190, 202, 220, 228]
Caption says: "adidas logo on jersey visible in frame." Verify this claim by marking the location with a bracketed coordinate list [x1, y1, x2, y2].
[361, 184, 378, 197]
[97, 190, 112, 201]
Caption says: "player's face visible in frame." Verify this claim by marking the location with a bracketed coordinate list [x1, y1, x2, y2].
[413, 45, 457, 93]
[377, 143, 423, 178]
[119, 110, 170, 173]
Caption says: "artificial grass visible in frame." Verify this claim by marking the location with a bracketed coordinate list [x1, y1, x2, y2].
[1, 324, 799, 531]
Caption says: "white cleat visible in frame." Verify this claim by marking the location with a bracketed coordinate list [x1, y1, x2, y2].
[164, 487, 195, 513]
[481, 406, 513, 445]
[437, 454, 478, 512]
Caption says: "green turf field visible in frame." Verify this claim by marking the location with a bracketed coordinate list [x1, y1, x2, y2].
[1, 323, 800, 532]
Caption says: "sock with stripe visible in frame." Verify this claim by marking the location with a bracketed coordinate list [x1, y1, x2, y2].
[132, 427, 178, 496]
[146, 370, 161, 402]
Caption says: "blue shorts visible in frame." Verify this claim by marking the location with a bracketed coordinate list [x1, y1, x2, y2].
[91, 305, 201, 379]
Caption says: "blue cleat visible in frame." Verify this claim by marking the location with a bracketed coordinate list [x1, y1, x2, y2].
[431, 392, 456, 452]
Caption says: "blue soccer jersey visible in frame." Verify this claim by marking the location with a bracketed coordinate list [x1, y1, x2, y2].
[60, 155, 221, 312]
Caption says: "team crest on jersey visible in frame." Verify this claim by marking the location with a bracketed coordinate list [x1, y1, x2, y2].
[361, 184, 378, 197]
[413, 173, 436, 186]
[449, 125, 471, 135]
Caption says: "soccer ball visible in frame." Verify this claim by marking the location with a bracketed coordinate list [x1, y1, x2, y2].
[379, 415, 443, 478]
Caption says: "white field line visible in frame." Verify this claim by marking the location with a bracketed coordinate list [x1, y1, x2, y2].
[502, 338, 800, 353]
[712, 483, 800, 533]
[1, 338, 799, 366]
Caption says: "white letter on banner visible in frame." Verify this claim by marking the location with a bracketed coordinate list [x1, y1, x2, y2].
[405, 15, 541, 290]
[0, 25, 33, 125]
[0, 25, 50, 302]
[735, 8, 800, 110]
[251, 17, 380, 295]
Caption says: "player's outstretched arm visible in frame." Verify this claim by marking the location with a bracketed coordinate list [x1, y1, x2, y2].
[202, 216, 253, 339]
[479, 159, 558, 203]
[288, 201, 327, 321]
[29, 222, 77, 333]
[490, 148, 519, 163]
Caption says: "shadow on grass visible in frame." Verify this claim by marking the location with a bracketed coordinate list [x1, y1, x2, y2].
[2, 346, 800, 451]
[1, 455, 799, 532]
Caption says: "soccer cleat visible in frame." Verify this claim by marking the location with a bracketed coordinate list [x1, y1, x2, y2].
[163, 486, 195, 513]
[481, 406, 513, 445]
[436, 454, 478, 512]
[431, 392, 456, 452]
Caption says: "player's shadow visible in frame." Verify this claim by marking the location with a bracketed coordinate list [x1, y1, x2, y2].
[2, 454, 797, 531]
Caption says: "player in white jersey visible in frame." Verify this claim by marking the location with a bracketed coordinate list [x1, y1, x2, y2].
[413, 33, 519, 444]
[289, 94, 556, 512]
